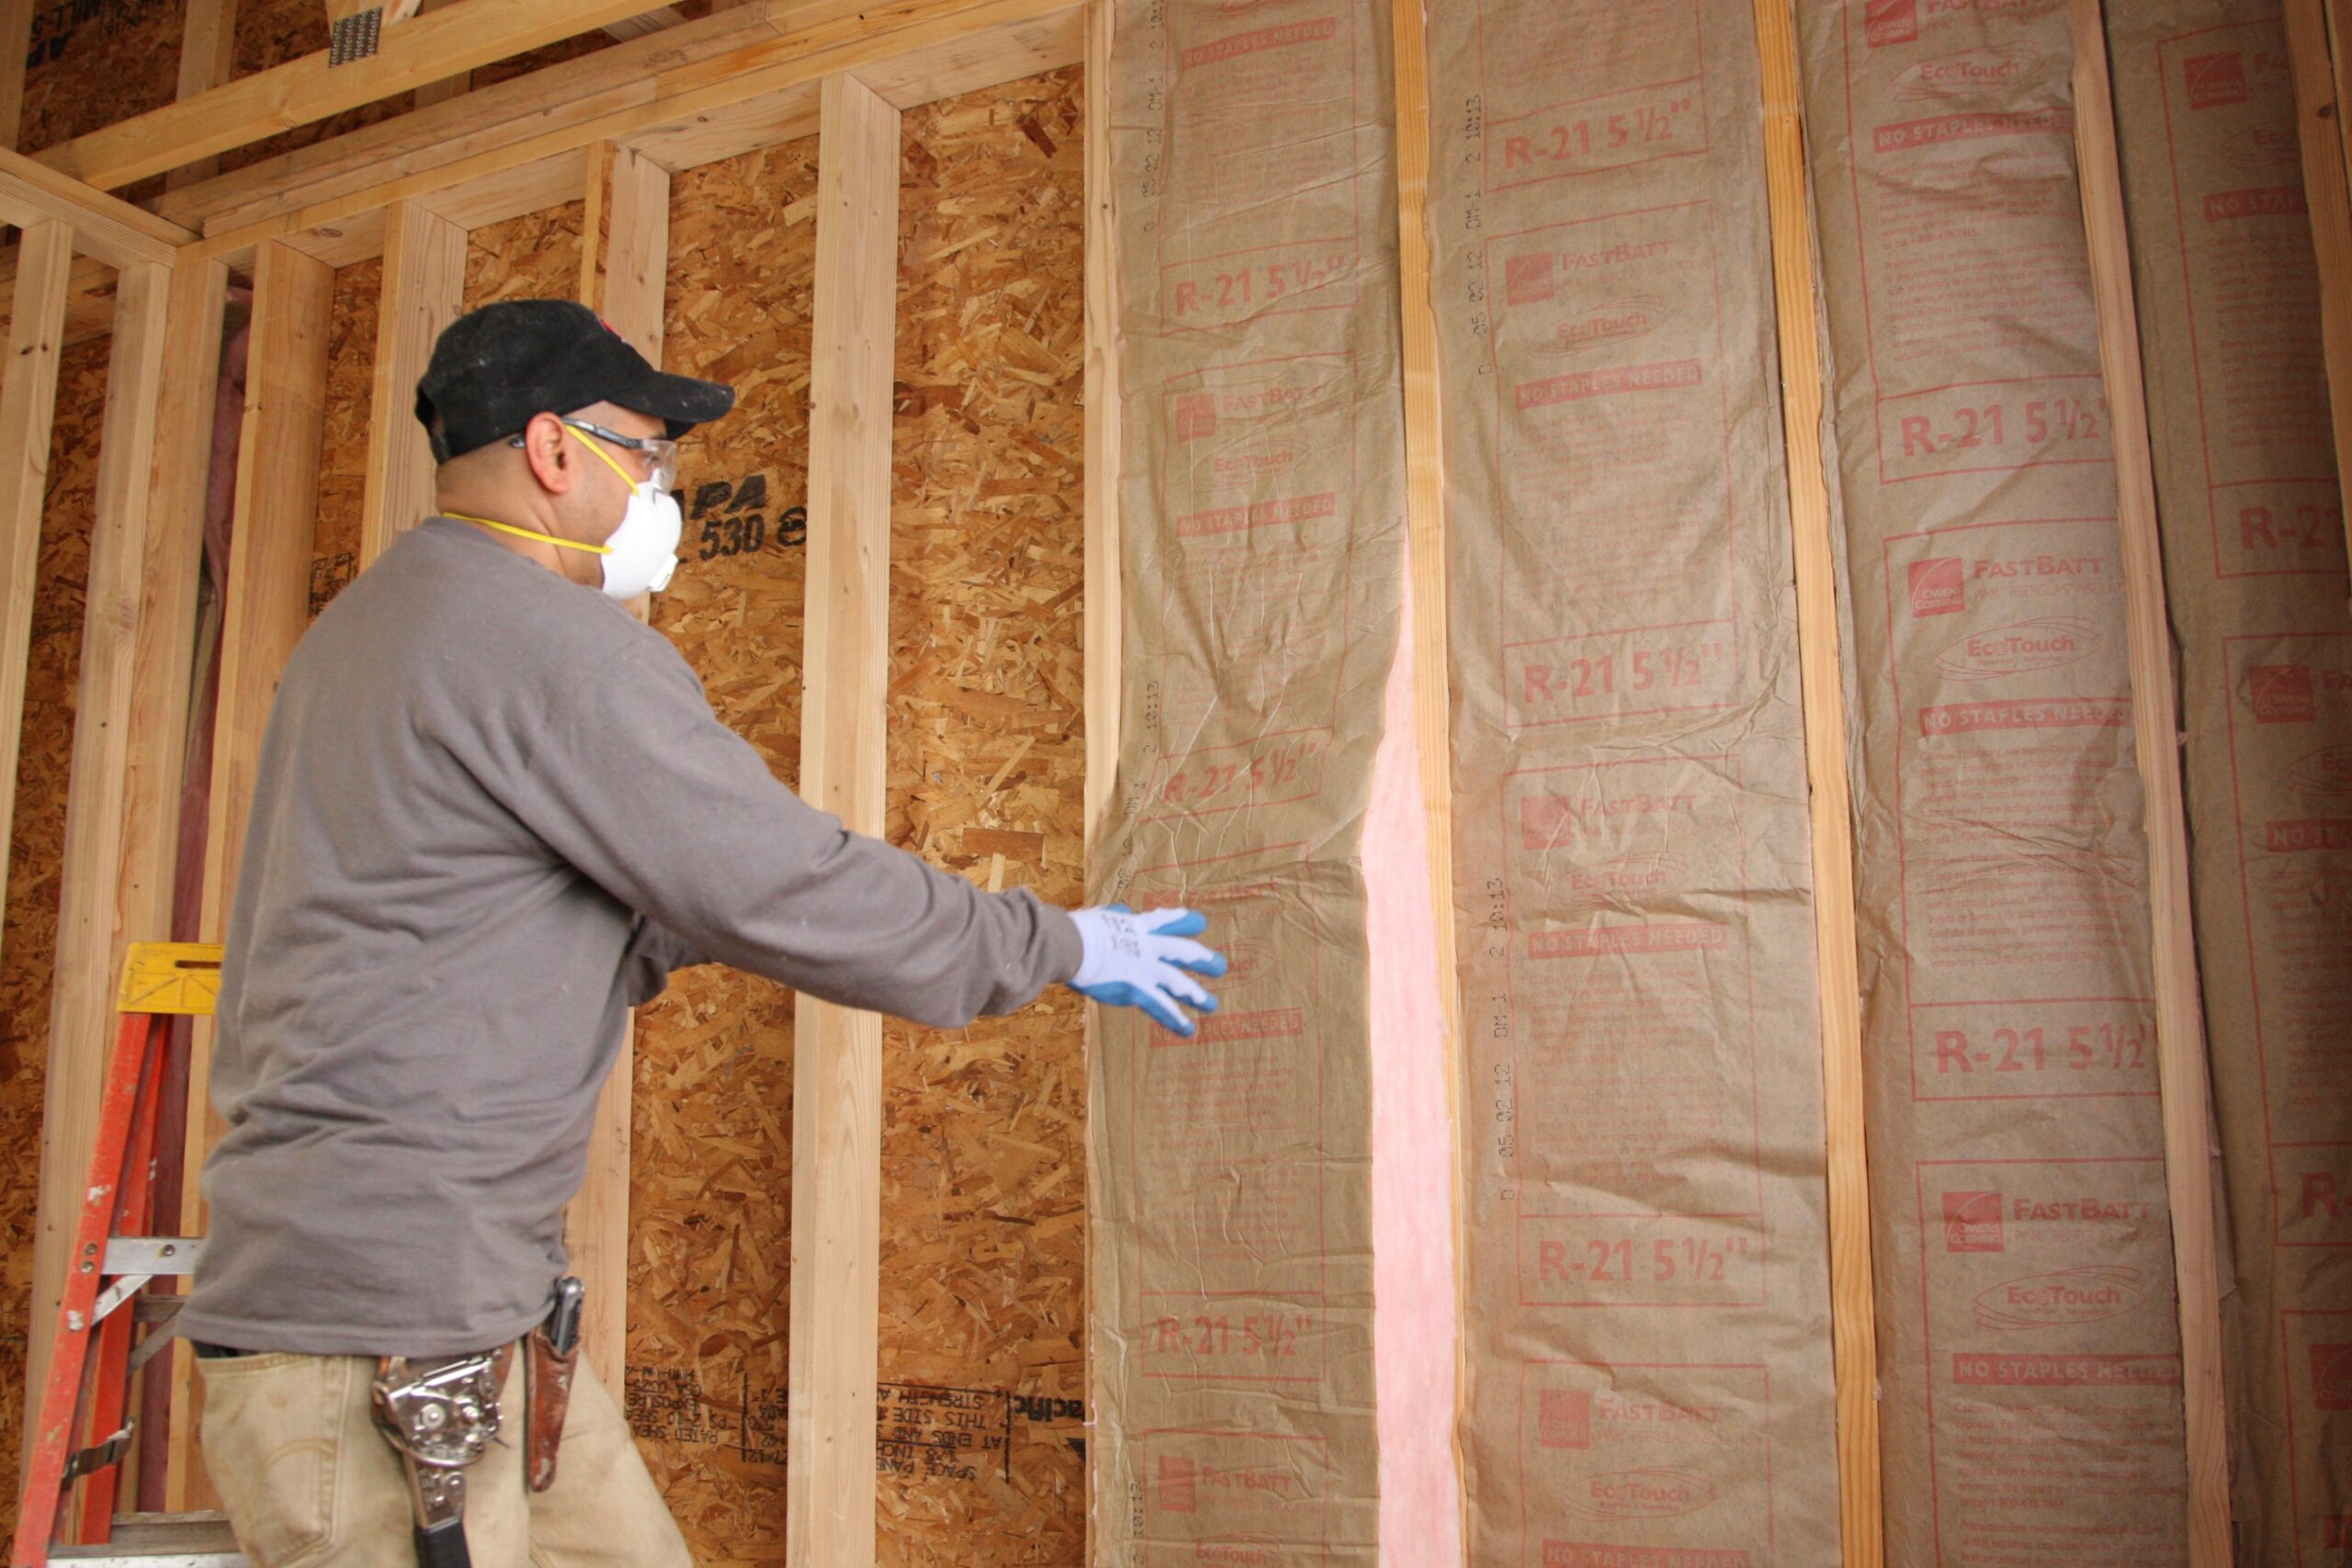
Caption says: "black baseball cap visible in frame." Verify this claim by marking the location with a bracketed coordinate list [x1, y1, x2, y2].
[414, 299, 736, 461]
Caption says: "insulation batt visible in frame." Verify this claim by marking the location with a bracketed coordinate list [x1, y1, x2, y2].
[1425, 5, 1843, 1565]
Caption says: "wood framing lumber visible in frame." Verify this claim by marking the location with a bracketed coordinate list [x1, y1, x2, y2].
[2281, 0, 2352, 578]
[581, 140, 669, 356]
[1388, 0, 1459, 1121]
[150, 0, 812, 234]
[0, 251, 111, 354]
[0, 146, 194, 270]
[121, 258, 230, 1072]
[1754, 1, 1883, 1561]
[166, 0, 243, 190]
[36, 0, 762, 191]
[787, 70, 898, 1568]
[19, 258, 173, 1470]
[0, 0, 30, 154]
[2067, 6, 2233, 1562]
[1079, 5, 1111, 1554]
[175, 0, 1081, 270]
[359, 201, 466, 567]
[0, 219, 74, 990]
[563, 136, 670, 1399]
[1080, 0, 1116, 856]
[169, 240, 335, 1508]
[1383, 5, 1471, 1552]
[604, 6, 690, 41]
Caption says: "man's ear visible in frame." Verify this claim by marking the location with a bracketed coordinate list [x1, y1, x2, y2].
[519, 412, 575, 494]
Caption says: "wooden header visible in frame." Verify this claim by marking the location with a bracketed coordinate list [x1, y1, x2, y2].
[0, 147, 195, 268]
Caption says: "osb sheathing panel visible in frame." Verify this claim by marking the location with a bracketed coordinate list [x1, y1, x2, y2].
[876, 65, 1087, 1567]
[17, 0, 183, 155]
[628, 135, 818, 1567]
[465, 202, 584, 310]
[0, 338, 108, 1526]
[313, 258, 379, 619]
[623, 70, 1090, 1568]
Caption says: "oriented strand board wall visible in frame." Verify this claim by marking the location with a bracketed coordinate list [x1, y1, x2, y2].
[630, 134, 817, 1564]
[628, 73, 1093, 1568]
[312, 259, 379, 618]
[2106, 6, 2352, 1562]
[17, 0, 182, 152]
[465, 202, 584, 310]
[0, 336, 108, 1534]
[1796, 1, 2188, 1561]
[876, 66, 1089, 1567]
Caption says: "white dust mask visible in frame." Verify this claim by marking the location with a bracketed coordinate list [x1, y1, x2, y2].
[597, 479, 684, 599]
[569, 424, 683, 600]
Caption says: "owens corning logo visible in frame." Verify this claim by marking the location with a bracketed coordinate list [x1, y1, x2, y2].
[2185, 51, 2249, 109]
[1894, 44, 2041, 102]
[1538, 1389, 1592, 1450]
[1505, 252, 1556, 307]
[1174, 394, 1217, 441]
[1157, 1455, 1197, 1514]
[2312, 1344, 2352, 1411]
[1865, 0, 1918, 46]
[2249, 664, 2317, 723]
[1944, 1190, 2004, 1252]
[1908, 557, 1965, 617]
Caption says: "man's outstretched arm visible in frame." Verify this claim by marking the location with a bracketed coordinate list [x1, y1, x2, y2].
[509, 632, 1086, 1029]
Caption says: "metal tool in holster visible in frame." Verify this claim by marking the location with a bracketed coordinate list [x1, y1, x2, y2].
[368, 1278, 584, 1565]
[370, 1348, 506, 1568]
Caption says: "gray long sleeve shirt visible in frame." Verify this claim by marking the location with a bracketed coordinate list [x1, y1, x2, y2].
[179, 518, 1080, 1357]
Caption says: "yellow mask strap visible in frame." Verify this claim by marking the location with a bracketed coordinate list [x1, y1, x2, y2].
[442, 511, 613, 557]
[443, 424, 645, 554]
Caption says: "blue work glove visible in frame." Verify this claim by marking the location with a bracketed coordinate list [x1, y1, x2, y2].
[1067, 905, 1227, 1036]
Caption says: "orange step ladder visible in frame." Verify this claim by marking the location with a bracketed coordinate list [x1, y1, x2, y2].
[10, 942, 242, 1567]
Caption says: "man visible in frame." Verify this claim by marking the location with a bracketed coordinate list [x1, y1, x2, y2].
[177, 299, 1221, 1567]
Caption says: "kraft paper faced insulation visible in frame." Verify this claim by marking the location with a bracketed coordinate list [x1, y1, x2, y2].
[2107, 4, 2352, 1561]
[1796, 0, 2192, 1560]
[1423, 4, 1845, 1564]
[1087, 1, 1453, 1562]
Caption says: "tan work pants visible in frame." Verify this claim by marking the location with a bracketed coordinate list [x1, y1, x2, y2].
[197, 1347, 693, 1568]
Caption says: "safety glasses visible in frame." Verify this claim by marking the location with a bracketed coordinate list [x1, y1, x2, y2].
[509, 419, 680, 492]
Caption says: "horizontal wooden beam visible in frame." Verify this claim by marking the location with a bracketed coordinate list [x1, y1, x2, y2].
[151, 0, 833, 236]
[180, 0, 1080, 268]
[34, 0, 758, 190]
[0, 146, 195, 268]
